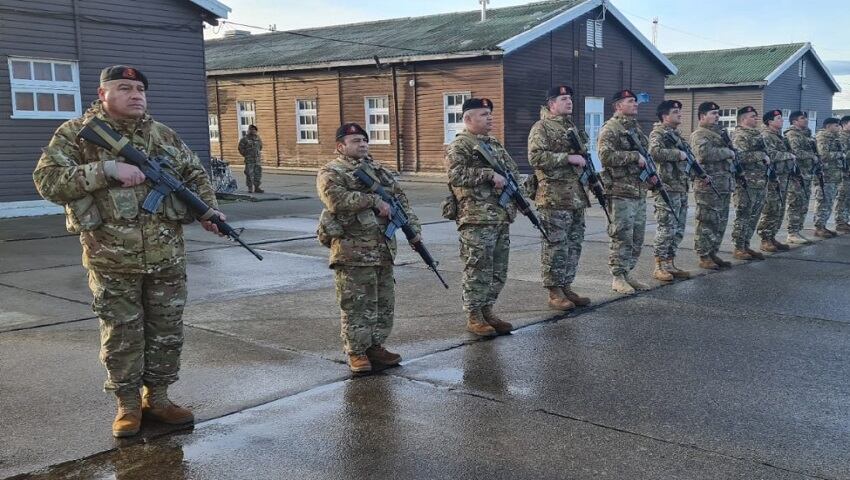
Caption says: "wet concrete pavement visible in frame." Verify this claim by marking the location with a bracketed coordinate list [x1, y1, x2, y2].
[1, 173, 848, 479]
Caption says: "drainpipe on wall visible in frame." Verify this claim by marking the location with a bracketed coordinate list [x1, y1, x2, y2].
[392, 65, 402, 172]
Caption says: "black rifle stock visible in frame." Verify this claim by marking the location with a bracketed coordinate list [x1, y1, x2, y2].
[352, 168, 449, 289]
[811, 138, 827, 194]
[77, 117, 263, 261]
[624, 130, 679, 223]
[664, 131, 722, 199]
[719, 130, 752, 204]
[565, 128, 611, 223]
[787, 158, 810, 199]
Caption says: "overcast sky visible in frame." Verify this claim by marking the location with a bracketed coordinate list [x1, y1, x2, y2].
[205, 0, 850, 107]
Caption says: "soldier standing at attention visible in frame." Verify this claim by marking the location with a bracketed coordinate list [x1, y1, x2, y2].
[598, 89, 652, 295]
[756, 110, 793, 253]
[446, 98, 517, 337]
[238, 124, 264, 193]
[730, 106, 768, 261]
[690, 102, 735, 270]
[813, 117, 845, 237]
[648, 100, 691, 282]
[835, 116, 850, 233]
[527, 85, 592, 311]
[784, 111, 817, 245]
[316, 123, 422, 374]
[33, 66, 223, 437]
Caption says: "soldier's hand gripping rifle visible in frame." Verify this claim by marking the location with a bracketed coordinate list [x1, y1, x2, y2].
[764, 159, 785, 204]
[811, 138, 827, 194]
[77, 117, 263, 260]
[565, 127, 611, 223]
[352, 168, 449, 289]
[664, 131, 721, 199]
[787, 157, 810, 199]
[475, 141, 551, 241]
[624, 129, 679, 223]
[719, 129, 752, 204]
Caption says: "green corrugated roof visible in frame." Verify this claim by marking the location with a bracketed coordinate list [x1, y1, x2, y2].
[205, 0, 584, 72]
[665, 43, 806, 87]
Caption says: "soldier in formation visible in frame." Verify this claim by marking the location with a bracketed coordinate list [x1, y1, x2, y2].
[730, 106, 768, 261]
[238, 124, 264, 193]
[756, 109, 792, 253]
[784, 111, 818, 245]
[813, 117, 846, 237]
[836, 116, 850, 233]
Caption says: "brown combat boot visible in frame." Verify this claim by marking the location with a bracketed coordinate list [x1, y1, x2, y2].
[611, 274, 636, 295]
[562, 286, 591, 307]
[760, 239, 778, 253]
[666, 259, 691, 279]
[836, 222, 850, 234]
[365, 345, 402, 366]
[481, 305, 513, 334]
[698, 256, 719, 270]
[709, 253, 732, 269]
[547, 287, 576, 311]
[772, 239, 790, 251]
[247, 186, 254, 193]
[254, 187, 265, 194]
[141, 385, 194, 425]
[112, 390, 142, 438]
[347, 354, 372, 373]
[746, 248, 765, 260]
[466, 310, 497, 337]
[814, 227, 831, 238]
[652, 258, 674, 282]
[733, 248, 753, 260]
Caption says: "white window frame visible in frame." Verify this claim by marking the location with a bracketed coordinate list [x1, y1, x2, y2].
[584, 96, 605, 171]
[586, 19, 603, 48]
[296, 99, 319, 144]
[807, 110, 818, 132]
[443, 92, 471, 145]
[208, 114, 220, 142]
[719, 108, 738, 133]
[236, 100, 256, 140]
[364, 96, 391, 145]
[781, 108, 791, 132]
[8, 57, 81, 120]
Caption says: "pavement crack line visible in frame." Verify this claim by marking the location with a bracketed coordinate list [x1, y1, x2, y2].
[0, 316, 96, 334]
[0, 281, 89, 306]
[0, 263, 80, 276]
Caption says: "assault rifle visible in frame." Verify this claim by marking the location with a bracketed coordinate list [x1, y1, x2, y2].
[624, 130, 679, 223]
[811, 138, 827, 194]
[77, 117, 263, 261]
[352, 168, 449, 289]
[663, 131, 721, 199]
[476, 141, 551, 241]
[718, 129, 752, 204]
[787, 157, 810, 200]
[565, 127, 611, 223]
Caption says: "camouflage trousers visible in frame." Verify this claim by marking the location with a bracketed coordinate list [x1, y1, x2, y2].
[813, 181, 839, 228]
[652, 191, 688, 260]
[693, 190, 731, 257]
[836, 175, 850, 224]
[731, 186, 766, 250]
[539, 208, 585, 287]
[244, 158, 262, 189]
[459, 223, 510, 312]
[333, 265, 394, 355]
[756, 177, 787, 240]
[607, 196, 646, 276]
[87, 265, 187, 394]
[785, 176, 811, 233]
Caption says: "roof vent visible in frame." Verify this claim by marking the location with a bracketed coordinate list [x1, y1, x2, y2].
[479, 0, 489, 22]
[224, 30, 251, 38]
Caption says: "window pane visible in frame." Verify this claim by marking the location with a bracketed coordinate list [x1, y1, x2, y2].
[12, 61, 31, 80]
[15, 92, 34, 111]
[54, 63, 73, 82]
[34, 62, 53, 81]
[37, 93, 56, 111]
[57, 94, 75, 111]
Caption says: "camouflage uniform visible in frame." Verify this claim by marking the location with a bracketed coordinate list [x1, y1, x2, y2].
[690, 125, 736, 257]
[814, 129, 845, 228]
[784, 126, 817, 233]
[756, 127, 794, 240]
[316, 154, 420, 355]
[598, 113, 648, 276]
[527, 106, 588, 288]
[446, 130, 520, 312]
[648, 122, 689, 260]
[32, 100, 217, 394]
[730, 125, 768, 250]
[238, 133, 263, 190]
[836, 130, 850, 225]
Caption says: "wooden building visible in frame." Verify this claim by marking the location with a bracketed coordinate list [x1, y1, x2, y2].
[665, 43, 841, 135]
[0, 0, 229, 210]
[205, 0, 676, 174]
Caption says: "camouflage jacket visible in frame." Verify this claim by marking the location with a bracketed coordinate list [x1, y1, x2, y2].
[238, 134, 263, 161]
[648, 122, 689, 193]
[732, 125, 769, 190]
[816, 129, 846, 183]
[689, 125, 735, 194]
[761, 127, 794, 176]
[840, 130, 850, 178]
[316, 154, 420, 267]
[33, 101, 217, 274]
[598, 114, 648, 198]
[527, 107, 588, 210]
[446, 130, 520, 226]
[784, 126, 817, 180]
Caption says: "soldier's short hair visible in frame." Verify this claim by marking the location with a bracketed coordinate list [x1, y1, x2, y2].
[823, 117, 840, 128]
[248, 124, 258, 131]
[697, 102, 719, 118]
[737, 106, 757, 119]
[841, 115, 850, 126]
[656, 100, 682, 121]
[789, 111, 807, 122]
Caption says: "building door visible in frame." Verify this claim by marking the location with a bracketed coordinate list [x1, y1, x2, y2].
[584, 97, 604, 170]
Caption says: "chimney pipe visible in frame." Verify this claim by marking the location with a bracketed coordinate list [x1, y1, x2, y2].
[479, 0, 489, 22]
